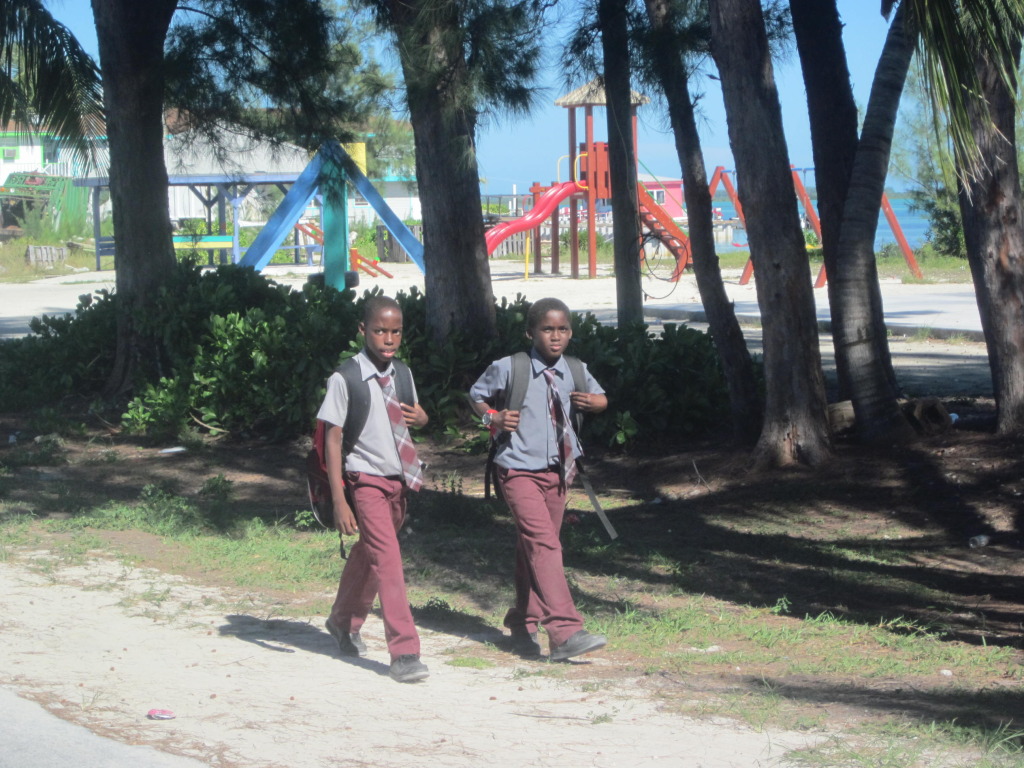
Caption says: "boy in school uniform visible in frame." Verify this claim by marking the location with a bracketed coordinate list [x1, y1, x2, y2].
[469, 297, 609, 661]
[317, 295, 430, 683]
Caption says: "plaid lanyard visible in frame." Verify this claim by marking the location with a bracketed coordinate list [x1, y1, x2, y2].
[377, 375, 424, 491]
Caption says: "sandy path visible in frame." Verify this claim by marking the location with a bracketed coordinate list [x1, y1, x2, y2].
[0, 550, 822, 768]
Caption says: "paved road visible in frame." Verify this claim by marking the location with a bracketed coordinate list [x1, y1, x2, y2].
[0, 687, 209, 768]
[0, 262, 985, 338]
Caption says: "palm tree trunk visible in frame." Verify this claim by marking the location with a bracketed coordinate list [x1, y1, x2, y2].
[789, 0, 859, 401]
[958, 45, 1024, 434]
[91, 0, 178, 396]
[831, 2, 916, 444]
[598, 0, 645, 327]
[642, 0, 761, 443]
[709, 0, 831, 468]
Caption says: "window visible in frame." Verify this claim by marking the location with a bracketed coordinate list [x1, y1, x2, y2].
[653, 190, 665, 205]
[1, 148, 16, 160]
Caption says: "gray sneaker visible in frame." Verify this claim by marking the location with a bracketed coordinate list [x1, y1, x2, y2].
[389, 654, 429, 683]
[549, 630, 607, 661]
[325, 617, 366, 657]
[509, 628, 542, 657]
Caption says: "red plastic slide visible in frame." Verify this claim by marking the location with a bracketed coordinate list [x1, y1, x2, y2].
[485, 180, 580, 254]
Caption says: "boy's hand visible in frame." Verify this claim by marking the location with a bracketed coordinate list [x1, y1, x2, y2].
[497, 409, 520, 432]
[401, 402, 428, 428]
[570, 391, 608, 413]
[335, 500, 358, 535]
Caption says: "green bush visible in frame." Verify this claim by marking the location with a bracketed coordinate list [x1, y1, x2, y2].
[568, 315, 730, 447]
[0, 264, 736, 449]
[0, 289, 118, 411]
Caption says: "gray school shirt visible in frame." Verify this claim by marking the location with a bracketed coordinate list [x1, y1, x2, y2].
[469, 349, 604, 471]
[316, 349, 419, 477]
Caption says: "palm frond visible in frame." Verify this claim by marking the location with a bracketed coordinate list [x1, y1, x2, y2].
[904, 0, 1024, 180]
[0, 0, 104, 170]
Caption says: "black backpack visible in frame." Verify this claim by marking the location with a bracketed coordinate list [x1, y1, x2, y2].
[484, 351, 587, 499]
[306, 357, 415, 528]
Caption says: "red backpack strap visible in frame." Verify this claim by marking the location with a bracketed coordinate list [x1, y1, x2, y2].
[312, 418, 329, 473]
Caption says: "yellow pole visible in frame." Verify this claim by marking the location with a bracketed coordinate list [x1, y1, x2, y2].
[524, 234, 530, 279]
[343, 142, 367, 174]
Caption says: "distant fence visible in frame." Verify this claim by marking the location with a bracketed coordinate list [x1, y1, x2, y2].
[25, 245, 67, 268]
[375, 224, 423, 262]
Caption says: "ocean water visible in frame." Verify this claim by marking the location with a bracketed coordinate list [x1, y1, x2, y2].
[713, 196, 929, 253]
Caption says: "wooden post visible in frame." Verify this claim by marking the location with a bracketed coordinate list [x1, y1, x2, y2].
[551, 186, 561, 274]
[530, 181, 544, 274]
[569, 108, 580, 279]
[586, 105, 597, 278]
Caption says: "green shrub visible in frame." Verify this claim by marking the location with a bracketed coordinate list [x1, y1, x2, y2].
[0, 289, 118, 410]
[0, 264, 735, 449]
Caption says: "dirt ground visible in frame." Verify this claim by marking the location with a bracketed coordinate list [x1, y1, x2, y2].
[0, 337, 1021, 768]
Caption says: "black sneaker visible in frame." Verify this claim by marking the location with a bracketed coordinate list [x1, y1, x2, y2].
[509, 628, 542, 657]
[549, 630, 607, 661]
[389, 654, 429, 683]
[325, 617, 366, 657]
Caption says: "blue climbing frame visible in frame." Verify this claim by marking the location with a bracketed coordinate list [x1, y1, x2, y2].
[238, 141, 424, 289]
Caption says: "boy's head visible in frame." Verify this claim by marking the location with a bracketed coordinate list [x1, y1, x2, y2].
[360, 296, 403, 370]
[526, 298, 572, 366]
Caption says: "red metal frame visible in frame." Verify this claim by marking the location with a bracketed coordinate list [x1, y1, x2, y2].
[349, 247, 393, 278]
[709, 166, 923, 287]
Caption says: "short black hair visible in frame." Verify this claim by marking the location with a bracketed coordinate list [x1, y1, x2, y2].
[362, 295, 402, 325]
[527, 297, 571, 330]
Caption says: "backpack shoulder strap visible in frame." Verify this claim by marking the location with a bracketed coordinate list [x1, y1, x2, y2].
[563, 355, 587, 432]
[392, 358, 415, 407]
[503, 351, 532, 412]
[485, 351, 529, 500]
[563, 355, 587, 394]
[336, 357, 369, 455]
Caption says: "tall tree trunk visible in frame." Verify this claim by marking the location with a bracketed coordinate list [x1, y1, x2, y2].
[831, 3, 917, 444]
[598, 0, 644, 327]
[91, 0, 178, 396]
[789, 0, 861, 401]
[708, 0, 831, 468]
[387, 0, 496, 345]
[642, 0, 761, 443]
[958, 44, 1024, 434]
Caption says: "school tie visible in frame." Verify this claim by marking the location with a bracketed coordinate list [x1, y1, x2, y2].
[542, 367, 577, 487]
[377, 375, 424, 491]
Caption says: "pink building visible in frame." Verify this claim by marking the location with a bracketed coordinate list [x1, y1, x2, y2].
[639, 174, 686, 220]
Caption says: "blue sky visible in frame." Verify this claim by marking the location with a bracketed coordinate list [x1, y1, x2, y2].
[50, 1, 893, 192]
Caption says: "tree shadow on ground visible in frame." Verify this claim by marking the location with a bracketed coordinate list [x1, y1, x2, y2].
[761, 676, 1024, 736]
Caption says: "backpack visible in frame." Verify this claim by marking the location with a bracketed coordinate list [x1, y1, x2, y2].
[484, 351, 587, 499]
[306, 356, 415, 529]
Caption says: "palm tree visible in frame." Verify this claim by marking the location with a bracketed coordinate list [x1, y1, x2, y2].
[793, 0, 1024, 443]
[638, 0, 762, 443]
[956, 43, 1024, 433]
[708, 0, 832, 468]
[0, 0, 103, 164]
[826, 1, 919, 444]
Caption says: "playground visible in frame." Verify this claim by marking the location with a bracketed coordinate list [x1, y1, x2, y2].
[59, 78, 924, 300]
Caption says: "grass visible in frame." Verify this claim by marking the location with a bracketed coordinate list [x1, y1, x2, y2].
[0, 238, 112, 282]
[1, 423, 1021, 768]
[491, 238, 975, 286]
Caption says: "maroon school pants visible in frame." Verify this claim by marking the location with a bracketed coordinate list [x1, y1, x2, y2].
[329, 472, 420, 660]
[498, 467, 584, 647]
